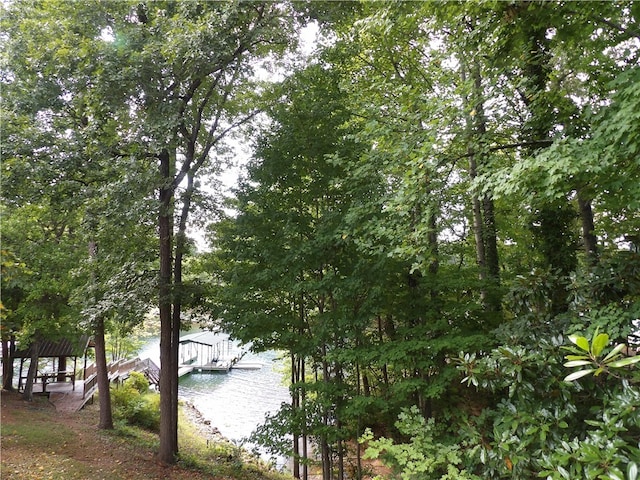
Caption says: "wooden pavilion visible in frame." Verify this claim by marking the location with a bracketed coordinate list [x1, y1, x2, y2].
[12, 335, 94, 394]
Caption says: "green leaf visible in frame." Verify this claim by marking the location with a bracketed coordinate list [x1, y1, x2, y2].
[602, 343, 626, 362]
[590, 332, 609, 357]
[568, 335, 590, 353]
[608, 468, 625, 480]
[564, 369, 595, 382]
[564, 354, 590, 361]
[608, 356, 640, 368]
[628, 462, 638, 480]
[557, 465, 571, 479]
[563, 360, 593, 367]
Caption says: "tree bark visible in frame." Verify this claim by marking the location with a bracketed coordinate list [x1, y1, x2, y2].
[320, 346, 331, 480]
[469, 157, 487, 277]
[56, 357, 67, 382]
[94, 314, 114, 429]
[578, 195, 598, 263]
[464, 56, 501, 311]
[22, 338, 39, 402]
[482, 196, 500, 280]
[301, 355, 308, 480]
[169, 171, 194, 450]
[158, 148, 178, 464]
[519, 15, 577, 313]
[2, 336, 15, 391]
[89, 239, 114, 429]
[292, 352, 300, 479]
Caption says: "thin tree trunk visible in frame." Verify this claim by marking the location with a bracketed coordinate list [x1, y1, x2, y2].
[170, 171, 194, 450]
[355, 350, 363, 480]
[2, 337, 15, 391]
[22, 338, 39, 402]
[292, 352, 300, 479]
[578, 195, 598, 262]
[89, 238, 114, 429]
[464, 57, 501, 311]
[321, 351, 331, 480]
[336, 422, 344, 480]
[469, 157, 487, 278]
[301, 355, 308, 480]
[470, 60, 500, 285]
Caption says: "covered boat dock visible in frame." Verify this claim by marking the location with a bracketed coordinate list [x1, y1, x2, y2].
[178, 332, 261, 375]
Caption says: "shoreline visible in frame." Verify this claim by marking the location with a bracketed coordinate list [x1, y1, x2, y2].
[181, 399, 229, 444]
[180, 400, 291, 473]
[181, 400, 281, 469]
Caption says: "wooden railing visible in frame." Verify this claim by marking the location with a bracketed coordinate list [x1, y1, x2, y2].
[83, 373, 98, 399]
[84, 363, 97, 379]
[81, 357, 161, 394]
[137, 358, 160, 386]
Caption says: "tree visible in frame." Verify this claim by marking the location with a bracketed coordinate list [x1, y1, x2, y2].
[4, 0, 296, 459]
[213, 2, 639, 478]
[1, 0, 155, 421]
[112, 2, 296, 462]
[0, 202, 85, 401]
[211, 62, 371, 478]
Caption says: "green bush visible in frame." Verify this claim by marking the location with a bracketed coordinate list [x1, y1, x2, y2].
[111, 372, 160, 432]
[126, 371, 151, 393]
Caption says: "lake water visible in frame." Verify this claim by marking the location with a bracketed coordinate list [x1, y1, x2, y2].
[137, 332, 290, 466]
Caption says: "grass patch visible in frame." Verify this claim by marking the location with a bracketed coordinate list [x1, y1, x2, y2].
[1, 389, 292, 480]
[1, 399, 75, 449]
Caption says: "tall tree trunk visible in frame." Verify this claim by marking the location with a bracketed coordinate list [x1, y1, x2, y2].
[22, 338, 39, 402]
[519, 16, 577, 314]
[464, 56, 501, 311]
[301, 355, 308, 480]
[170, 171, 194, 450]
[470, 166, 487, 276]
[158, 148, 178, 464]
[291, 352, 300, 479]
[94, 314, 113, 429]
[354, 337, 363, 480]
[320, 349, 331, 480]
[2, 336, 15, 391]
[89, 238, 114, 429]
[578, 195, 598, 263]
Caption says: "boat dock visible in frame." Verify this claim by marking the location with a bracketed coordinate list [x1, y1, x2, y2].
[178, 331, 262, 376]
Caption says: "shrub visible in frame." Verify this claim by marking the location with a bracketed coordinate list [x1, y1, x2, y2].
[126, 371, 151, 393]
[111, 373, 160, 432]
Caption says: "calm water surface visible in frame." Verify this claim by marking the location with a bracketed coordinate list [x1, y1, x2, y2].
[138, 332, 290, 460]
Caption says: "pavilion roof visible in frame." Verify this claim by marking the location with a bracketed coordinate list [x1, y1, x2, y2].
[12, 335, 92, 359]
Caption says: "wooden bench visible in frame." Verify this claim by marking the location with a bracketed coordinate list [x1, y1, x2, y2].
[36, 370, 76, 392]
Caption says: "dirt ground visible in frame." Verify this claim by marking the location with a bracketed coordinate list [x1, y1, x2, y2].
[0, 389, 223, 480]
[1, 389, 391, 480]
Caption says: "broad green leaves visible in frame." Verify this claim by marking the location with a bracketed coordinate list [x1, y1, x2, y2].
[564, 330, 640, 382]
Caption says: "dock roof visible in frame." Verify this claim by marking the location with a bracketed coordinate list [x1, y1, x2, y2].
[179, 331, 229, 347]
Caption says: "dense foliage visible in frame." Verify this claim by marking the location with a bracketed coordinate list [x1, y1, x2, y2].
[111, 371, 161, 432]
[205, 2, 640, 479]
[2, 1, 639, 479]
